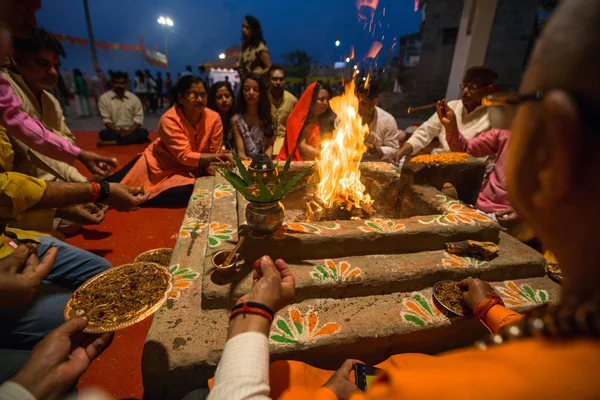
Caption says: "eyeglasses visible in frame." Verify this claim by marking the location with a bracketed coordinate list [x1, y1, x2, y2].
[459, 82, 480, 91]
[483, 90, 599, 132]
[184, 91, 207, 101]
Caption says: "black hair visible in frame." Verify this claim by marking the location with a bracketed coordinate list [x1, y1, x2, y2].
[73, 69, 83, 77]
[208, 81, 235, 149]
[269, 65, 285, 76]
[355, 78, 380, 99]
[12, 27, 66, 58]
[305, 81, 335, 135]
[235, 72, 274, 138]
[112, 71, 127, 81]
[242, 15, 266, 50]
[185, 65, 193, 72]
[172, 75, 206, 106]
[198, 65, 206, 73]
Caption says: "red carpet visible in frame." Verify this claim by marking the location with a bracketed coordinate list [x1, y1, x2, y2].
[66, 130, 186, 399]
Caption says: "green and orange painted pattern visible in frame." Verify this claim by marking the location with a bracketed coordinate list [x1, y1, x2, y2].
[191, 189, 210, 202]
[420, 196, 491, 226]
[271, 308, 341, 345]
[495, 281, 549, 307]
[213, 183, 234, 199]
[442, 252, 487, 268]
[285, 221, 341, 234]
[168, 264, 200, 299]
[359, 218, 405, 233]
[311, 260, 362, 282]
[208, 222, 235, 247]
[401, 293, 446, 327]
[179, 218, 207, 238]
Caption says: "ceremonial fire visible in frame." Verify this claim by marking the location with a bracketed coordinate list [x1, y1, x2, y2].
[305, 79, 376, 221]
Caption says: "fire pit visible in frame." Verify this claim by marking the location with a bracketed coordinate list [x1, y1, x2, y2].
[141, 82, 559, 399]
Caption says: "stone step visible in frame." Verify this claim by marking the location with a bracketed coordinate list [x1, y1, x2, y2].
[201, 232, 545, 309]
[143, 275, 560, 398]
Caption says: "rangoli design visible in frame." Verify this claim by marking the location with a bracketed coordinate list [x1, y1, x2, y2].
[179, 218, 206, 238]
[359, 218, 405, 233]
[213, 183, 234, 199]
[311, 260, 362, 282]
[168, 264, 200, 299]
[495, 281, 549, 307]
[271, 308, 341, 345]
[442, 252, 487, 268]
[191, 189, 210, 202]
[208, 222, 235, 247]
[401, 293, 446, 327]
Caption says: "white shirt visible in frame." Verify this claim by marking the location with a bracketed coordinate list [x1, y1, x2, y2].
[98, 90, 144, 130]
[367, 106, 400, 160]
[406, 100, 490, 154]
[208, 332, 271, 400]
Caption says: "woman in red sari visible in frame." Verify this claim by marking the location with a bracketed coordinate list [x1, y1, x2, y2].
[276, 81, 335, 161]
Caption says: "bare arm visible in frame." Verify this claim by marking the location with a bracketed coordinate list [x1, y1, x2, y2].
[30, 182, 93, 210]
[298, 137, 320, 160]
[232, 120, 249, 160]
[263, 136, 274, 158]
[253, 52, 272, 77]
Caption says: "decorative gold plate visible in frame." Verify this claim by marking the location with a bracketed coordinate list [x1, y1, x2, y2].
[134, 248, 173, 267]
[64, 262, 173, 334]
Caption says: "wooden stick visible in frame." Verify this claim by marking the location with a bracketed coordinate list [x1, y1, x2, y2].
[407, 102, 438, 115]
[223, 236, 245, 266]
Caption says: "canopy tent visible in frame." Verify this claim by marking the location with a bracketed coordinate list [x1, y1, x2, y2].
[208, 68, 240, 86]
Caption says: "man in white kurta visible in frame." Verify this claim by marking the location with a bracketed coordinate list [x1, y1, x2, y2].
[390, 66, 498, 164]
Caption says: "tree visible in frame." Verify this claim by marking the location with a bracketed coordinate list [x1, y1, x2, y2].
[284, 50, 313, 85]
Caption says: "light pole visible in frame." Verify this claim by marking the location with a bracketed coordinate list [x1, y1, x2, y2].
[334, 39, 340, 64]
[157, 16, 174, 59]
[82, 0, 99, 68]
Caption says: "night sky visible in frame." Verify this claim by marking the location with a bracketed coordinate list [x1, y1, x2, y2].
[37, 0, 422, 76]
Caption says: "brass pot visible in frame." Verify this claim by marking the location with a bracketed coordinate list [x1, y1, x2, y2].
[245, 201, 285, 233]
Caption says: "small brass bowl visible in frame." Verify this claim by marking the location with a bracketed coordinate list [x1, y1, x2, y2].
[212, 250, 240, 277]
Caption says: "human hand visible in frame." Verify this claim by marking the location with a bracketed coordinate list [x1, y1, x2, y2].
[77, 150, 118, 177]
[0, 245, 57, 309]
[457, 278, 497, 309]
[238, 256, 295, 313]
[11, 317, 113, 400]
[436, 99, 458, 134]
[323, 359, 362, 400]
[496, 207, 520, 229]
[215, 153, 236, 164]
[56, 203, 106, 225]
[389, 144, 411, 165]
[105, 183, 150, 211]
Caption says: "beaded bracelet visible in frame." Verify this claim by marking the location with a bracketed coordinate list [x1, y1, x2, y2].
[90, 182, 100, 203]
[98, 181, 111, 203]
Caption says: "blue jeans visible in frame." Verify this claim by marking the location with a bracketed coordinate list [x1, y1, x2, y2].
[0, 235, 111, 380]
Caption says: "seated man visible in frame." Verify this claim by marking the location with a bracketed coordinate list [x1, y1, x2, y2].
[390, 66, 498, 164]
[268, 65, 297, 155]
[356, 79, 400, 161]
[97, 71, 149, 147]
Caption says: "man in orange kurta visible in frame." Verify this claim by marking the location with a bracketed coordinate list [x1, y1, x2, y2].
[121, 106, 223, 200]
[208, 1, 600, 398]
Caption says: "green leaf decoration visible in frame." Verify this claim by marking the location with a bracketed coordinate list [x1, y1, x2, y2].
[316, 265, 330, 278]
[539, 291, 547, 303]
[311, 272, 323, 281]
[279, 153, 294, 186]
[232, 150, 253, 185]
[420, 217, 436, 223]
[270, 335, 298, 344]
[404, 314, 425, 327]
[282, 162, 317, 197]
[175, 268, 190, 275]
[293, 322, 303, 335]
[181, 274, 199, 280]
[256, 172, 274, 202]
[415, 294, 433, 316]
[523, 285, 536, 302]
[208, 237, 218, 247]
[218, 169, 257, 200]
[213, 235, 231, 240]
[330, 265, 338, 278]
[276, 319, 294, 338]
[170, 265, 179, 273]
[366, 221, 382, 232]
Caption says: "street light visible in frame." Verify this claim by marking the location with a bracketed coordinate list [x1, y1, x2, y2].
[354, 65, 358, 70]
[345, 57, 351, 63]
[335, 40, 341, 47]
[157, 16, 174, 63]
[219, 53, 226, 60]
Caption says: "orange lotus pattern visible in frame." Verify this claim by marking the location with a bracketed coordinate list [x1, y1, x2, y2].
[213, 183, 234, 199]
[420, 197, 491, 226]
[179, 218, 207, 238]
[311, 260, 363, 282]
[192, 189, 210, 202]
[401, 293, 446, 327]
[271, 308, 341, 345]
[168, 264, 200, 299]
[495, 281, 549, 307]
[442, 253, 486, 268]
[359, 218, 405, 233]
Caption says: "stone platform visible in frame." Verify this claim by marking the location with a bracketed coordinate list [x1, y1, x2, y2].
[142, 161, 559, 399]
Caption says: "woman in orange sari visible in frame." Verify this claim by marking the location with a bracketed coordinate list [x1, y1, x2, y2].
[106, 76, 233, 207]
[276, 81, 335, 161]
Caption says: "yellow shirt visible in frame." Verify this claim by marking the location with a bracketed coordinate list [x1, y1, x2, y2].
[270, 90, 297, 155]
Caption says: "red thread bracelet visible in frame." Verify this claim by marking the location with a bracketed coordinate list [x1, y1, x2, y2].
[90, 182, 100, 203]
[229, 306, 274, 323]
[474, 293, 505, 321]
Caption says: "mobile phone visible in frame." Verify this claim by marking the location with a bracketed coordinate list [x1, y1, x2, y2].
[354, 364, 382, 391]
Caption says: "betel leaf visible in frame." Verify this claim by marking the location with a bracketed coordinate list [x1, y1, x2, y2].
[216, 168, 261, 202]
[231, 150, 253, 185]
[282, 162, 317, 196]
[279, 153, 294, 185]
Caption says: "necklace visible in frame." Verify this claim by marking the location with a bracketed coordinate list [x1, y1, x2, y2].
[475, 297, 600, 350]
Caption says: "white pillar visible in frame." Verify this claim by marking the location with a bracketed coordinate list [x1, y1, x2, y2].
[445, 0, 498, 100]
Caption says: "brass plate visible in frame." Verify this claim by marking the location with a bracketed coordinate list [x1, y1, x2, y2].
[64, 262, 173, 334]
[134, 248, 173, 267]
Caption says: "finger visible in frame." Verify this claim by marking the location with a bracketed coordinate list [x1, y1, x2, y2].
[456, 278, 470, 289]
[259, 256, 279, 278]
[135, 191, 151, 205]
[103, 157, 118, 168]
[85, 203, 100, 213]
[24, 247, 57, 284]
[54, 317, 89, 337]
[274, 259, 294, 283]
[436, 102, 443, 119]
[2, 245, 31, 273]
[338, 359, 364, 376]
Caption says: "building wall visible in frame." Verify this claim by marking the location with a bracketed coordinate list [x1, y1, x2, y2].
[414, 0, 464, 102]
[484, 0, 540, 92]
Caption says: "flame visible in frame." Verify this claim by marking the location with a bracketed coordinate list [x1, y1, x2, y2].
[356, 0, 379, 11]
[316, 79, 372, 210]
[365, 41, 383, 59]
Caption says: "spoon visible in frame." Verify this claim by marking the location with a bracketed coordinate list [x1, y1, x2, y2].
[222, 236, 245, 266]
